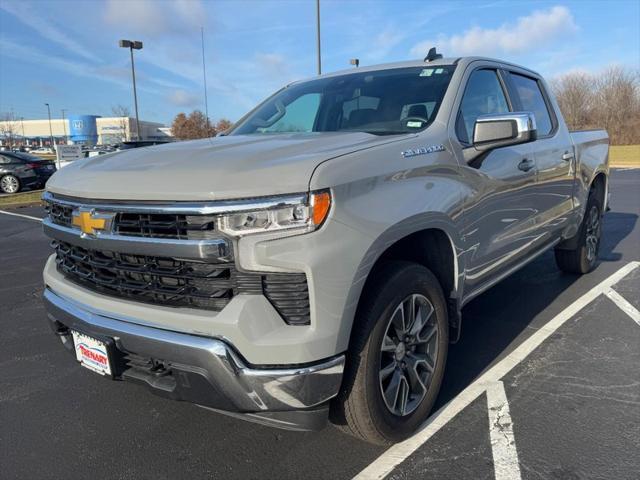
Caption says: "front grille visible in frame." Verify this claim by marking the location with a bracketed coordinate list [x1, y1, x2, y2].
[54, 240, 311, 324]
[45, 201, 217, 240]
[46, 196, 311, 324]
[48, 202, 73, 228]
[55, 241, 236, 311]
[115, 213, 218, 240]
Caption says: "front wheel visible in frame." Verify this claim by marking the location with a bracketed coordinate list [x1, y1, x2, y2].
[331, 261, 449, 445]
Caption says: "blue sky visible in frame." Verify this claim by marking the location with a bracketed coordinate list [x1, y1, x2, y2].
[1, 0, 638, 126]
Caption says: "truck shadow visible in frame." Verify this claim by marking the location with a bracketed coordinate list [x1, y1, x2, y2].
[436, 211, 638, 408]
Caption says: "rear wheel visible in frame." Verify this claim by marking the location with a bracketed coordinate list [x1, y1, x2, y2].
[331, 261, 449, 445]
[555, 188, 603, 274]
[0, 174, 20, 194]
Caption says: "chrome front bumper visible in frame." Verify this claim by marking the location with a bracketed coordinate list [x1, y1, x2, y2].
[44, 288, 345, 431]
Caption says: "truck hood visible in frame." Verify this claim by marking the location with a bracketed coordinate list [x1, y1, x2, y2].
[47, 132, 402, 201]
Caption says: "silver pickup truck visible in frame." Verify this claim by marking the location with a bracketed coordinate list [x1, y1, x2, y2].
[42, 55, 608, 444]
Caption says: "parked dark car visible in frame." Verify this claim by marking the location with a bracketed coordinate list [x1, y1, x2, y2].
[0, 152, 57, 193]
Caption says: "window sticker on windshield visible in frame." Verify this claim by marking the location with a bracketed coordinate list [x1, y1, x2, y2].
[406, 121, 423, 128]
[419, 69, 434, 77]
[435, 68, 444, 74]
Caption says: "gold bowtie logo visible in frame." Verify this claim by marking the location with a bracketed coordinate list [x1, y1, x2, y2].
[72, 210, 111, 236]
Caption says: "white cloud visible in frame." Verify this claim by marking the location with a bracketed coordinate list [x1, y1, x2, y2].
[0, 1, 99, 61]
[410, 5, 577, 57]
[0, 38, 168, 96]
[167, 89, 201, 108]
[103, 0, 207, 37]
[254, 53, 288, 78]
[369, 27, 406, 61]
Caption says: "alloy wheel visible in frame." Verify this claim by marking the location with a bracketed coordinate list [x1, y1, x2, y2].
[1, 175, 19, 194]
[585, 205, 601, 262]
[379, 294, 439, 417]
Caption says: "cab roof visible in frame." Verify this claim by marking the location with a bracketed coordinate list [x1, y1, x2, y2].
[291, 56, 542, 84]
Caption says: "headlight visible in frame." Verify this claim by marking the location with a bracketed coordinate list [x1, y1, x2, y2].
[217, 190, 331, 237]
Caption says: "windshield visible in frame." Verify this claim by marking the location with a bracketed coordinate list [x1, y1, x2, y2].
[231, 66, 455, 136]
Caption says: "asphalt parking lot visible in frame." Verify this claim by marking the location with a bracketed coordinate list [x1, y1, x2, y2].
[1, 169, 638, 480]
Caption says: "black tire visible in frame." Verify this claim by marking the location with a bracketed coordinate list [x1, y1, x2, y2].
[331, 261, 449, 445]
[0, 174, 21, 194]
[555, 187, 603, 274]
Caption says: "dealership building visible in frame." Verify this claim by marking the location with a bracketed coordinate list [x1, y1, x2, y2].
[0, 114, 171, 147]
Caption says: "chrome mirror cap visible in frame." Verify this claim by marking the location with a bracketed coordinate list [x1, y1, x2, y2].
[472, 112, 537, 152]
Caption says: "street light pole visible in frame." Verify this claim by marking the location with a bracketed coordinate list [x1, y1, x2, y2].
[45, 103, 54, 147]
[201, 27, 210, 131]
[20, 117, 25, 147]
[316, 0, 321, 75]
[61, 109, 68, 144]
[119, 40, 143, 141]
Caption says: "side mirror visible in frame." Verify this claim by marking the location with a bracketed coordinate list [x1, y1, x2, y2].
[473, 112, 537, 152]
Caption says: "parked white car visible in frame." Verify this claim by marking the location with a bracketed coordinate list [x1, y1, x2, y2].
[31, 147, 55, 154]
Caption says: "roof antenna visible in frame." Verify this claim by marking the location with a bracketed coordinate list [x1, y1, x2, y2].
[424, 47, 443, 62]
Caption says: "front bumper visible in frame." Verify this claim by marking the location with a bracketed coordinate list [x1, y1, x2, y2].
[44, 287, 345, 431]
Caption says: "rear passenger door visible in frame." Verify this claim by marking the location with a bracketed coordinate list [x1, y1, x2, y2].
[453, 67, 539, 295]
[505, 71, 575, 238]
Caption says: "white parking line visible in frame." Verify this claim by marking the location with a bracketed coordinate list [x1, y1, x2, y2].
[0, 209, 43, 222]
[606, 289, 640, 326]
[486, 381, 521, 480]
[354, 261, 640, 480]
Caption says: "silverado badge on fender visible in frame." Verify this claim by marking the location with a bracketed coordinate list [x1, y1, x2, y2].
[401, 144, 446, 158]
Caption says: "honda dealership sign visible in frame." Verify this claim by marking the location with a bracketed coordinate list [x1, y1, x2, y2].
[68, 114, 100, 145]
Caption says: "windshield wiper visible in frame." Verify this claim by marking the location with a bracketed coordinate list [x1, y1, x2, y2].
[362, 130, 413, 136]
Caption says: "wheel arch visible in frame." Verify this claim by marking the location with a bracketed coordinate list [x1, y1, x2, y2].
[343, 216, 464, 347]
[557, 170, 608, 251]
[590, 170, 607, 209]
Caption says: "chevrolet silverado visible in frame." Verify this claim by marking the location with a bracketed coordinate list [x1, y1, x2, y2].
[42, 54, 609, 444]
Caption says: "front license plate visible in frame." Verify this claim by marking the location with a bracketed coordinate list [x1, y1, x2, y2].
[71, 331, 112, 376]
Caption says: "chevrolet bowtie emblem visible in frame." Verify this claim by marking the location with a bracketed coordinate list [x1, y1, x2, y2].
[72, 210, 113, 236]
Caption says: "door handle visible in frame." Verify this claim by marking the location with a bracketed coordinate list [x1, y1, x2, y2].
[562, 151, 574, 161]
[518, 158, 534, 172]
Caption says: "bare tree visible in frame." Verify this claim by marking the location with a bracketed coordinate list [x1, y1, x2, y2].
[551, 66, 639, 145]
[111, 105, 131, 142]
[0, 112, 20, 148]
[551, 72, 594, 130]
[592, 66, 639, 145]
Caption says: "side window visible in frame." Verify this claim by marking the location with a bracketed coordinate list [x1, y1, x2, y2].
[509, 73, 553, 135]
[259, 93, 321, 133]
[457, 69, 510, 144]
